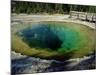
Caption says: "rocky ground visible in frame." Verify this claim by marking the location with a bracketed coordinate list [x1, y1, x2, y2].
[11, 51, 95, 74]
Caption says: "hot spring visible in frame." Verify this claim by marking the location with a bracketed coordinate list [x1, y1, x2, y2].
[12, 22, 95, 60]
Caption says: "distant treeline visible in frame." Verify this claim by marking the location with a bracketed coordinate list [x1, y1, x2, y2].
[11, 1, 96, 14]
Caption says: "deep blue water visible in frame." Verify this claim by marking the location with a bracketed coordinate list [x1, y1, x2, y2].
[17, 23, 81, 52]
